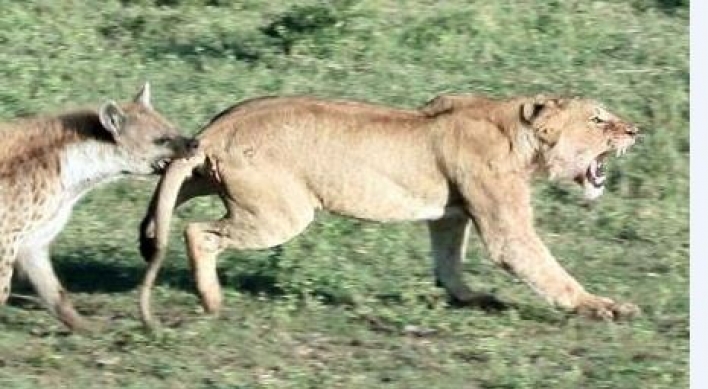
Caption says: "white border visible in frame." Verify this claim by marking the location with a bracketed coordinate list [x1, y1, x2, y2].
[690, 1, 703, 388]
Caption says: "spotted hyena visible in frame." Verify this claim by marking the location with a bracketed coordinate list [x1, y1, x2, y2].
[0, 83, 196, 331]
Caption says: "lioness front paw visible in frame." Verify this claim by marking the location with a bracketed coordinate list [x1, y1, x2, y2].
[575, 295, 641, 321]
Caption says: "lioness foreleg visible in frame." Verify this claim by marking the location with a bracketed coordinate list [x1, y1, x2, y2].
[464, 180, 639, 320]
[428, 217, 506, 310]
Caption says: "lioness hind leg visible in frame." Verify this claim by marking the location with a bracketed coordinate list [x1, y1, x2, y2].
[184, 221, 226, 314]
[428, 217, 507, 310]
[184, 162, 318, 314]
[186, 209, 314, 314]
[140, 175, 217, 261]
[186, 173, 316, 315]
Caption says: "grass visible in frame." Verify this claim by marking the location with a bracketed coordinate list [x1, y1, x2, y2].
[0, 0, 688, 388]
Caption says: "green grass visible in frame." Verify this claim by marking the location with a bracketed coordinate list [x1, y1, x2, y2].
[0, 0, 688, 388]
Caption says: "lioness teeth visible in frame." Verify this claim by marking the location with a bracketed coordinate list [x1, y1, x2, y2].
[615, 145, 628, 157]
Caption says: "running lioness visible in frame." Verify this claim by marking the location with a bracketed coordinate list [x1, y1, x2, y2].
[138, 94, 640, 327]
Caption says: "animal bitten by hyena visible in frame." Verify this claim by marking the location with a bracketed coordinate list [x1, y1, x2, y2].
[137, 94, 641, 328]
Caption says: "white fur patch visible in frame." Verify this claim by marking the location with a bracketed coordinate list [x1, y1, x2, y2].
[415, 205, 465, 220]
[21, 201, 73, 247]
[60, 141, 133, 201]
[583, 182, 605, 201]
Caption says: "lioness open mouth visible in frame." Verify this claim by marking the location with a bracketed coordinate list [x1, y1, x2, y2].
[580, 141, 634, 201]
[586, 154, 607, 188]
[575, 151, 613, 201]
[584, 141, 632, 191]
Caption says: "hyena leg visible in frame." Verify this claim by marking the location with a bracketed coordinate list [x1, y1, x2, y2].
[428, 217, 506, 309]
[0, 245, 17, 305]
[16, 244, 86, 330]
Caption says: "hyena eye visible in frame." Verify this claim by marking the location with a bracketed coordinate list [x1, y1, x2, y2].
[153, 136, 172, 146]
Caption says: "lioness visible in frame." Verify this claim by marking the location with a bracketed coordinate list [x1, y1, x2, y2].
[0, 83, 195, 331]
[138, 94, 640, 327]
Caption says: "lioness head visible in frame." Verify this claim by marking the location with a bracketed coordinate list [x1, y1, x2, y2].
[98, 82, 198, 174]
[521, 96, 639, 200]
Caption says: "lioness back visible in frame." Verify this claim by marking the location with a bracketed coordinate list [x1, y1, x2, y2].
[199, 97, 455, 221]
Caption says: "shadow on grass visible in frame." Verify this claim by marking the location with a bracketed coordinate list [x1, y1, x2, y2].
[11, 246, 284, 300]
[11, 245, 568, 325]
[146, 40, 266, 69]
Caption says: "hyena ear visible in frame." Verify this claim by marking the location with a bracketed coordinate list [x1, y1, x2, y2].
[133, 81, 152, 109]
[99, 101, 126, 139]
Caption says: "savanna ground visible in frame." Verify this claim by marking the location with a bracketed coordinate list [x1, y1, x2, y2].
[0, 0, 688, 388]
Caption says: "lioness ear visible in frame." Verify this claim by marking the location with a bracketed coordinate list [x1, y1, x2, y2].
[520, 99, 546, 124]
[134, 81, 152, 109]
[99, 101, 126, 139]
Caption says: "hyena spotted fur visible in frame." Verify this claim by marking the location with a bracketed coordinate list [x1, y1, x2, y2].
[0, 83, 196, 331]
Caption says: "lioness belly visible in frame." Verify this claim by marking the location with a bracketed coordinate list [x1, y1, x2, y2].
[307, 164, 456, 222]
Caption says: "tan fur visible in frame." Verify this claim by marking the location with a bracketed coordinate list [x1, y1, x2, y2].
[0, 83, 194, 331]
[138, 93, 641, 327]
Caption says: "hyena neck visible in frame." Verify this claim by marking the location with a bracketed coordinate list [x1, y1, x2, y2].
[59, 140, 134, 198]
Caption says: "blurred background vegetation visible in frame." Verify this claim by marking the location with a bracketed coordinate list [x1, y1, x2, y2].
[0, 0, 687, 388]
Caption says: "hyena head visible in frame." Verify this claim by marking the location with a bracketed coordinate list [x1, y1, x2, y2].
[98, 82, 198, 174]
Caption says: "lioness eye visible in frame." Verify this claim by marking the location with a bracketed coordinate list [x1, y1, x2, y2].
[590, 116, 604, 124]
